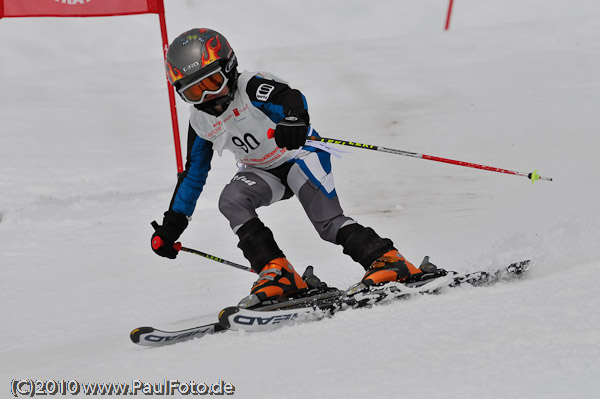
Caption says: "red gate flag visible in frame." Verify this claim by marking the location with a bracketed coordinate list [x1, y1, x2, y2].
[0, 0, 162, 18]
[1, 0, 184, 173]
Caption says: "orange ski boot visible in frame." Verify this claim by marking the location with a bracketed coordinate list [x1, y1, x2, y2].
[361, 250, 423, 286]
[240, 258, 308, 307]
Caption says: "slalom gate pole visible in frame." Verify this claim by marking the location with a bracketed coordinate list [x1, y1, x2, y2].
[157, 4, 184, 174]
[445, 0, 455, 30]
[307, 136, 553, 183]
[151, 223, 255, 273]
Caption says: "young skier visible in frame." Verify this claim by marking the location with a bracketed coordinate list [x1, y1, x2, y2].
[151, 28, 425, 304]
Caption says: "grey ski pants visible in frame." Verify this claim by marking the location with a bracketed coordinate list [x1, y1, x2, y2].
[218, 151, 355, 244]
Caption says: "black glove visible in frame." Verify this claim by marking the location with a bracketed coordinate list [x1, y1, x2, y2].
[274, 115, 308, 150]
[151, 210, 188, 259]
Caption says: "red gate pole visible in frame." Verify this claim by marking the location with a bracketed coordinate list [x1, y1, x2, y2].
[445, 0, 454, 30]
[157, 3, 183, 174]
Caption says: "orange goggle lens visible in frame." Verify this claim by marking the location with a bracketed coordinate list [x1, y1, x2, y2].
[180, 71, 226, 103]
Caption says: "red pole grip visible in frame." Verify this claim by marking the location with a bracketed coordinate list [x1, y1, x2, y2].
[151, 236, 164, 250]
[151, 236, 182, 252]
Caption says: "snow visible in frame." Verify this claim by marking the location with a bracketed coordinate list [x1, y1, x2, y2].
[1, 0, 599, 397]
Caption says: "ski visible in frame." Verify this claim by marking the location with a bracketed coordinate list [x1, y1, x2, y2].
[130, 323, 227, 346]
[219, 260, 531, 331]
[130, 260, 530, 347]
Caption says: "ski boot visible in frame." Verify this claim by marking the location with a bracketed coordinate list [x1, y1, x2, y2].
[347, 250, 439, 295]
[362, 250, 423, 285]
[238, 258, 308, 308]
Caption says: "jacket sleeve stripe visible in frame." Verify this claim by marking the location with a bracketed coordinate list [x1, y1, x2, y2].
[169, 124, 213, 217]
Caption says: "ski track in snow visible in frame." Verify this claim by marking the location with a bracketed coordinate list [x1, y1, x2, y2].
[1, 1, 599, 398]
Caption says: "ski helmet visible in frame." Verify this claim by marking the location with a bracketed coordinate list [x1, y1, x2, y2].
[165, 28, 238, 109]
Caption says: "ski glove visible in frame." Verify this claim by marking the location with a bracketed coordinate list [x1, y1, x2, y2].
[151, 210, 188, 259]
[274, 115, 308, 150]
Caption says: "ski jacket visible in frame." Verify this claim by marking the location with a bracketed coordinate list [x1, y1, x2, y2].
[168, 70, 309, 217]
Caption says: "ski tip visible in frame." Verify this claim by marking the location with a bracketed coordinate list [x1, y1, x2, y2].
[508, 259, 531, 275]
[519, 259, 531, 268]
[515, 259, 531, 267]
[218, 307, 240, 329]
[130, 326, 154, 344]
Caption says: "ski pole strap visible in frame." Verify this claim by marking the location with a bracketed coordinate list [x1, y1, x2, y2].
[307, 136, 553, 183]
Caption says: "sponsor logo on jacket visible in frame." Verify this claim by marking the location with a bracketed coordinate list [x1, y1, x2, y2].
[223, 105, 248, 123]
[256, 83, 275, 101]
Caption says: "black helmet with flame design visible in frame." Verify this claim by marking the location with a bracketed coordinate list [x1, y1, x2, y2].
[166, 28, 238, 110]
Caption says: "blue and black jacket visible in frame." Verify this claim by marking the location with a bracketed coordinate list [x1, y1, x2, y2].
[168, 73, 309, 218]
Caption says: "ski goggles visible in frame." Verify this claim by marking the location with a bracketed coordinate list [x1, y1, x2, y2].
[176, 67, 228, 104]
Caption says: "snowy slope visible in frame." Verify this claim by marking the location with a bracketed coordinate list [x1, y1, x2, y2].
[1, 0, 599, 398]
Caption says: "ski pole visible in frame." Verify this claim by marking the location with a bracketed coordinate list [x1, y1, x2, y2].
[308, 135, 553, 183]
[151, 223, 255, 273]
[267, 129, 552, 183]
[176, 243, 255, 273]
